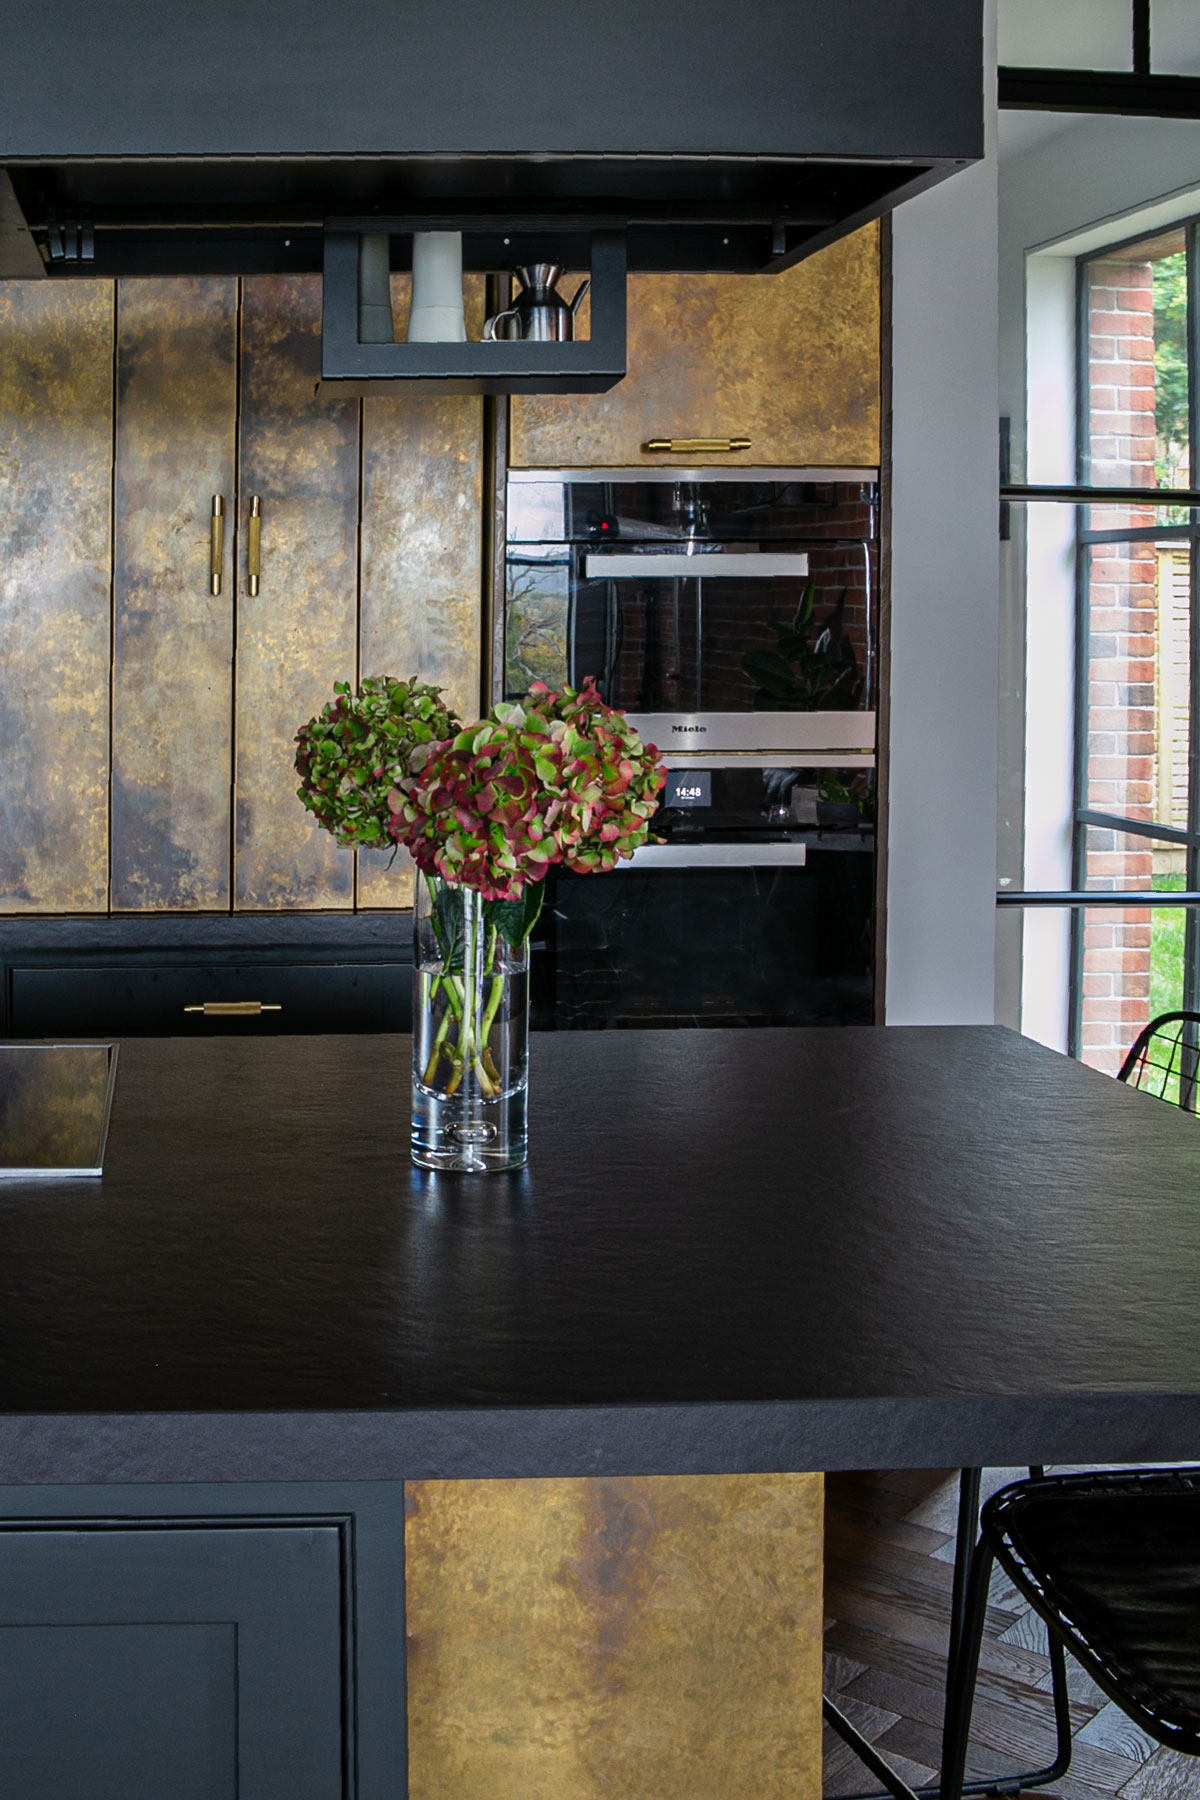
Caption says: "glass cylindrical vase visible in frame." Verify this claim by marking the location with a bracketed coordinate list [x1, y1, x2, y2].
[411, 871, 530, 1172]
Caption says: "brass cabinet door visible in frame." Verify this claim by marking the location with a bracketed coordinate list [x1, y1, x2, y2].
[111, 279, 238, 911]
[234, 276, 361, 911]
[1, 274, 485, 920]
[406, 1473, 824, 1800]
[233, 273, 486, 914]
[0, 284, 114, 913]
[510, 225, 880, 471]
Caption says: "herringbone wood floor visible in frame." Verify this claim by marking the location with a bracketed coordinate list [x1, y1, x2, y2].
[822, 1470, 1200, 1800]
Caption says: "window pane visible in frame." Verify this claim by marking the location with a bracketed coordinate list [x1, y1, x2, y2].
[1080, 902, 1154, 1077]
[1077, 840, 1193, 1078]
[1082, 537, 1191, 836]
[1084, 230, 1189, 501]
[1150, 876, 1189, 1024]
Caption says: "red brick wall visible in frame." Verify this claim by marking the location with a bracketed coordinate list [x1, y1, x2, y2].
[1080, 258, 1156, 1074]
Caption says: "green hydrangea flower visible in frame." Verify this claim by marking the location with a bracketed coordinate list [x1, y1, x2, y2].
[295, 675, 459, 851]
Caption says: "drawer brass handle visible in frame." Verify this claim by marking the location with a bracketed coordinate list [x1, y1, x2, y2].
[183, 1001, 283, 1017]
[247, 494, 262, 596]
[210, 494, 225, 595]
[643, 438, 752, 454]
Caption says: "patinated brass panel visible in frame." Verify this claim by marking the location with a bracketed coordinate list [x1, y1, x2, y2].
[0, 282, 113, 913]
[111, 279, 237, 910]
[357, 275, 485, 909]
[235, 277, 360, 910]
[405, 1472, 823, 1800]
[511, 225, 880, 469]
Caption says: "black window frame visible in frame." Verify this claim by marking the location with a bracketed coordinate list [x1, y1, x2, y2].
[1066, 216, 1200, 1058]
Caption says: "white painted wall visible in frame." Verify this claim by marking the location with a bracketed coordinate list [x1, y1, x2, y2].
[884, 0, 999, 1025]
[1020, 254, 1076, 1051]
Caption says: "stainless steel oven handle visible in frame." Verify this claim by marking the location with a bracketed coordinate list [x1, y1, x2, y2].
[582, 553, 810, 578]
[618, 843, 807, 869]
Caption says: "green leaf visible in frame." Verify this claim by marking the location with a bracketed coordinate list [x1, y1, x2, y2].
[742, 651, 802, 699]
[431, 879, 465, 974]
[792, 581, 816, 633]
[486, 880, 546, 948]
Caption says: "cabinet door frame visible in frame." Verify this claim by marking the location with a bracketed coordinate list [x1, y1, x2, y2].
[0, 1482, 409, 1800]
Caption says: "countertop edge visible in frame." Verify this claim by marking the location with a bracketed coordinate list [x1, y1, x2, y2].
[2, 1391, 1198, 1485]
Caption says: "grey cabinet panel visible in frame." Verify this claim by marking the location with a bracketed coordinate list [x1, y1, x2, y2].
[0, 1483, 409, 1800]
[2, 1622, 237, 1800]
[0, 1523, 347, 1800]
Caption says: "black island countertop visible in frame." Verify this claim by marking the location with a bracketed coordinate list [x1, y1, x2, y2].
[1, 1027, 1198, 1485]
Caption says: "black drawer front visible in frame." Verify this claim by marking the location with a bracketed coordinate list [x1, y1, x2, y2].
[10, 962, 411, 1037]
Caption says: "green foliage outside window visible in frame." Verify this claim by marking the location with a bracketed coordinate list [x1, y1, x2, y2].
[1153, 251, 1189, 494]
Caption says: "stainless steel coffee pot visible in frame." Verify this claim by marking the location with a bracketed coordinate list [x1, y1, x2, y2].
[484, 265, 591, 341]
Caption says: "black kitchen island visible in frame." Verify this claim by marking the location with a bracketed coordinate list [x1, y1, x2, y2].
[1, 1027, 1198, 1800]
[3, 1026, 1199, 1478]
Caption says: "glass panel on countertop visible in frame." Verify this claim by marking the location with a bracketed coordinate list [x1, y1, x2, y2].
[0, 1043, 118, 1177]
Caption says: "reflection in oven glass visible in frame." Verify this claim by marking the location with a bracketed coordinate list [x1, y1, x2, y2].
[504, 477, 878, 718]
[531, 860, 873, 1031]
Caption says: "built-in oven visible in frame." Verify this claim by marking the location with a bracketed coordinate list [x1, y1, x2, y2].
[499, 469, 880, 1029]
[528, 758, 875, 1029]
[501, 467, 877, 754]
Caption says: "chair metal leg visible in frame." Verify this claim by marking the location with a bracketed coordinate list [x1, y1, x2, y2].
[948, 1466, 983, 1685]
[831, 1468, 1075, 1800]
[939, 1532, 1075, 1800]
[939, 1533, 996, 1800]
[823, 1695, 924, 1800]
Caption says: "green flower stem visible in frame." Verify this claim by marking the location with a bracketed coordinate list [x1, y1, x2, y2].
[422, 992, 456, 1086]
[475, 979, 500, 1097]
[442, 963, 472, 1096]
[441, 973, 465, 1022]
[464, 904, 498, 1100]
[444, 1046, 465, 1096]
[478, 926, 504, 1086]
[480, 973, 506, 1085]
[423, 890, 517, 1099]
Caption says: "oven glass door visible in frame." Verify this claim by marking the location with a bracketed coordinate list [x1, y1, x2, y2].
[504, 478, 878, 737]
[531, 850, 874, 1030]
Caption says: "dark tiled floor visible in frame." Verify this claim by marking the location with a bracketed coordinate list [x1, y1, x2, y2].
[822, 1469, 1200, 1800]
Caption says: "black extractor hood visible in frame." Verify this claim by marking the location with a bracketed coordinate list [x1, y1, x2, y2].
[1, 0, 981, 391]
[1, 0, 982, 279]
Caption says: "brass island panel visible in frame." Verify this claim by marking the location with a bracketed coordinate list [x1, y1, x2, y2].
[357, 275, 486, 911]
[235, 276, 360, 910]
[0, 282, 113, 913]
[511, 225, 880, 470]
[111, 279, 237, 910]
[405, 1472, 823, 1800]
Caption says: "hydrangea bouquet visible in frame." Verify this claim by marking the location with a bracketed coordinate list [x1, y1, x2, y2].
[297, 674, 664, 1171]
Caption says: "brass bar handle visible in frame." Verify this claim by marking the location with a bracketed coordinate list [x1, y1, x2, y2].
[643, 438, 752, 454]
[183, 1001, 283, 1017]
[210, 494, 225, 595]
[247, 494, 262, 596]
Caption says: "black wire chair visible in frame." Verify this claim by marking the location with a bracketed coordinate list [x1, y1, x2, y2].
[824, 1468, 1073, 1800]
[938, 1468, 1200, 1800]
[1118, 1010, 1200, 1110]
